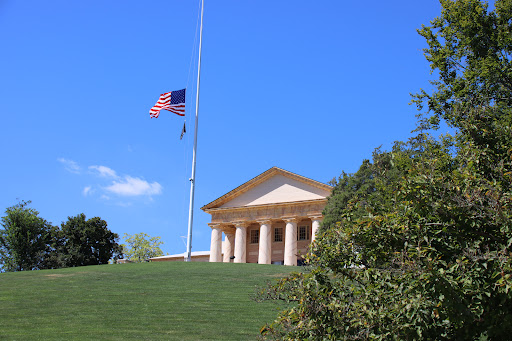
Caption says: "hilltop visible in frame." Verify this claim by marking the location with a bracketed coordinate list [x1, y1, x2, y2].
[0, 262, 296, 340]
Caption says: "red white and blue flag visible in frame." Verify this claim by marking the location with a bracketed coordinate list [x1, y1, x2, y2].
[149, 89, 186, 118]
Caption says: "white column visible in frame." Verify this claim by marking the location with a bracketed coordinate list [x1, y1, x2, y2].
[209, 225, 222, 262]
[310, 216, 322, 243]
[258, 220, 272, 264]
[234, 222, 247, 263]
[284, 218, 298, 266]
[223, 232, 235, 263]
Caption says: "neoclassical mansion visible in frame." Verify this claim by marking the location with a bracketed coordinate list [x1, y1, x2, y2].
[201, 167, 332, 266]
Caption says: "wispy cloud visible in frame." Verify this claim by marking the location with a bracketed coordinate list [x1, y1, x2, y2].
[89, 165, 117, 178]
[57, 158, 81, 174]
[59, 159, 162, 201]
[83, 186, 92, 196]
[105, 176, 162, 197]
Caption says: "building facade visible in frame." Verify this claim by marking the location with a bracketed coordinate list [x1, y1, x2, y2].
[201, 167, 332, 266]
[150, 251, 211, 262]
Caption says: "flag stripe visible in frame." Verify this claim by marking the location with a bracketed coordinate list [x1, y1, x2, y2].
[149, 89, 186, 118]
[165, 109, 185, 116]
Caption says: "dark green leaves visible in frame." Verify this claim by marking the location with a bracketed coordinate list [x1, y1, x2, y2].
[0, 202, 123, 271]
[259, 1, 512, 339]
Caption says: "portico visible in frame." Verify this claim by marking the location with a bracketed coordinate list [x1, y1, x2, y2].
[201, 167, 332, 266]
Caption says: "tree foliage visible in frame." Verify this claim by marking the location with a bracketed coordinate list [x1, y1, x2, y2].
[60, 214, 123, 267]
[0, 204, 123, 271]
[258, 1, 512, 339]
[122, 232, 164, 262]
[0, 200, 55, 271]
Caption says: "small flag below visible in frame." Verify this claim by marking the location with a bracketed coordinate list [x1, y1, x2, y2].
[149, 89, 186, 118]
[180, 122, 186, 140]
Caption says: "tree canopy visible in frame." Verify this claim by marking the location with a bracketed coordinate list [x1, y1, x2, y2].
[0, 200, 55, 271]
[60, 214, 123, 267]
[259, 1, 512, 339]
[0, 203, 123, 271]
[122, 232, 164, 262]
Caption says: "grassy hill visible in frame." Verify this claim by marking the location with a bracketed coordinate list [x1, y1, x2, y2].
[0, 262, 297, 340]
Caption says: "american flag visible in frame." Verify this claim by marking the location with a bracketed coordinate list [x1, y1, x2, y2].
[149, 89, 186, 118]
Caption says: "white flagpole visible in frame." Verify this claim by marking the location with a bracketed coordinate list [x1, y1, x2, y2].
[185, 0, 204, 262]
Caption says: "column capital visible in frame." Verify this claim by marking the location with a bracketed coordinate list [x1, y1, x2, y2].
[256, 219, 272, 226]
[282, 217, 299, 224]
[208, 223, 222, 229]
[309, 215, 323, 222]
[233, 221, 249, 228]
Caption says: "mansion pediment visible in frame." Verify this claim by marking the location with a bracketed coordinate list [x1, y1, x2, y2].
[202, 167, 331, 210]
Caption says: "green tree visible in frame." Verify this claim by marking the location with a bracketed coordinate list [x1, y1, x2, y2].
[122, 232, 164, 262]
[259, 1, 512, 339]
[322, 146, 404, 229]
[60, 213, 123, 267]
[0, 200, 55, 271]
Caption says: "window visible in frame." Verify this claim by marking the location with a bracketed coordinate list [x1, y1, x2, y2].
[250, 229, 259, 244]
[274, 227, 283, 242]
[298, 225, 310, 241]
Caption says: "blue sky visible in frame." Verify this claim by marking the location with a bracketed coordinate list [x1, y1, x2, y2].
[1, 0, 447, 255]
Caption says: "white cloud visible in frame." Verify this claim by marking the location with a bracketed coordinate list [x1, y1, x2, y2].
[104, 176, 162, 197]
[83, 186, 92, 196]
[57, 158, 81, 174]
[58, 160, 161, 200]
[89, 165, 117, 178]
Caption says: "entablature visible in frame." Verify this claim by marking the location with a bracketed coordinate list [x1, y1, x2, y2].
[204, 199, 326, 226]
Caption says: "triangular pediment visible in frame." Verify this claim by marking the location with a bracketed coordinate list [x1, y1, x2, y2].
[201, 167, 332, 211]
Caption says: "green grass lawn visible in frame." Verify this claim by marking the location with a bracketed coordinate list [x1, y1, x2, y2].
[0, 262, 297, 340]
